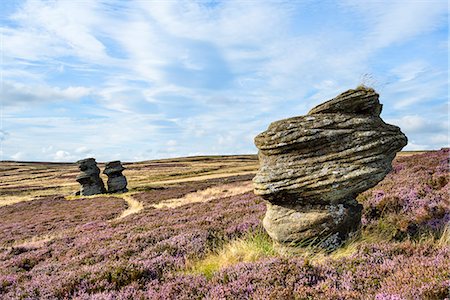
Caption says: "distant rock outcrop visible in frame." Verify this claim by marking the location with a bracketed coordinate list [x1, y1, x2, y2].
[253, 86, 407, 250]
[103, 161, 128, 193]
[76, 158, 106, 196]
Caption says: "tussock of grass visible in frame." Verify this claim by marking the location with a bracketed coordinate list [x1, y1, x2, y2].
[438, 223, 450, 247]
[186, 230, 276, 278]
[272, 231, 364, 261]
[185, 230, 390, 278]
[65, 193, 110, 201]
[355, 84, 375, 91]
[185, 223, 449, 280]
[308, 227, 450, 263]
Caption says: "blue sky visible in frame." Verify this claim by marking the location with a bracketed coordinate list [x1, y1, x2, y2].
[0, 0, 448, 162]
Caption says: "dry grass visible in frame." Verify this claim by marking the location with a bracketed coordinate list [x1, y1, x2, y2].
[396, 151, 429, 157]
[3, 234, 62, 251]
[0, 195, 37, 207]
[187, 229, 276, 278]
[438, 223, 450, 247]
[152, 181, 254, 209]
[146, 170, 256, 186]
[282, 227, 450, 264]
[184, 221, 449, 280]
[0, 155, 258, 206]
[0, 152, 426, 207]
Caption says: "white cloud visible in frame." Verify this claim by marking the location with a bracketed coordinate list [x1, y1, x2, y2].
[6, 0, 111, 63]
[390, 77, 447, 109]
[1, 27, 67, 61]
[42, 145, 54, 153]
[342, 0, 446, 50]
[1, 114, 170, 161]
[395, 115, 427, 132]
[74, 146, 92, 154]
[390, 61, 428, 83]
[386, 115, 449, 151]
[11, 151, 26, 161]
[430, 134, 449, 145]
[54, 150, 72, 161]
[0, 130, 9, 141]
[166, 140, 177, 147]
[0, 0, 447, 160]
[405, 141, 430, 151]
[386, 115, 447, 134]
[2, 81, 91, 107]
[136, 1, 291, 46]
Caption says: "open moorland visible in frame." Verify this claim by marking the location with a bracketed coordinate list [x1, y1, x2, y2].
[0, 150, 448, 299]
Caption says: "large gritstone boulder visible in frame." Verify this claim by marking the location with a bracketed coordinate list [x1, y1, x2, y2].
[103, 161, 128, 193]
[253, 86, 407, 250]
[76, 158, 106, 196]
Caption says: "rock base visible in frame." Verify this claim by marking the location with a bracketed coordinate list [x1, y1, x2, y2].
[263, 200, 362, 250]
[107, 175, 128, 193]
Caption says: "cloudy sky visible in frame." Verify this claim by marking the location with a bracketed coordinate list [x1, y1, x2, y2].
[1, 0, 448, 162]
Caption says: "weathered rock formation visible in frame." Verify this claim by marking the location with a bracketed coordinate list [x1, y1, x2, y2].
[253, 86, 407, 250]
[76, 158, 106, 196]
[103, 161, 128, 193]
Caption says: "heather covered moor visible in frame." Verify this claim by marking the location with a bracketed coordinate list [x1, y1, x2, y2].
[0, 150, 448, 299]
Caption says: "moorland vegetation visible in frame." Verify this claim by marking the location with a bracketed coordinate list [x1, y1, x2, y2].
[0, 150, 448, 299]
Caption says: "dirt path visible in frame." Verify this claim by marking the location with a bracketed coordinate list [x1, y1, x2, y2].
[1, 194, 144, 250]
[152, 181, 254, 209]
[114, 194, 144, 220]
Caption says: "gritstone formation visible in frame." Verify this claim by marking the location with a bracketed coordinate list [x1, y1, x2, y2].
[103, 161, 128, 193]
[75, 159, 128, 196]
[253, 86, 408, 250]
[76, 158, 106, 196]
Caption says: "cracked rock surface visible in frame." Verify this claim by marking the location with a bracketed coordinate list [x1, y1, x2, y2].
[253, 87, 407, 249]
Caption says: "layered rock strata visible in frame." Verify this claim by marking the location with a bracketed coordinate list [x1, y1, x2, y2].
[76, 158, 106, 196]
[103, 161, 128, 193]
[253, 87, 407, 249]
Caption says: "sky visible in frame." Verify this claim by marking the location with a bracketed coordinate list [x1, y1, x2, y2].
[0, 0, 448, 162]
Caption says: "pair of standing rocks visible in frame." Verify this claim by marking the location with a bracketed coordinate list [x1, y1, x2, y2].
[75, 158, 128, 196]
[253, 86, 407, 250]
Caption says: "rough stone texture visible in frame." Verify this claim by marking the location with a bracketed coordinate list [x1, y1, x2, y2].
[76, 158, 106, 196]
[253, 87, 407, 249]
[103, 161, 128, 193]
